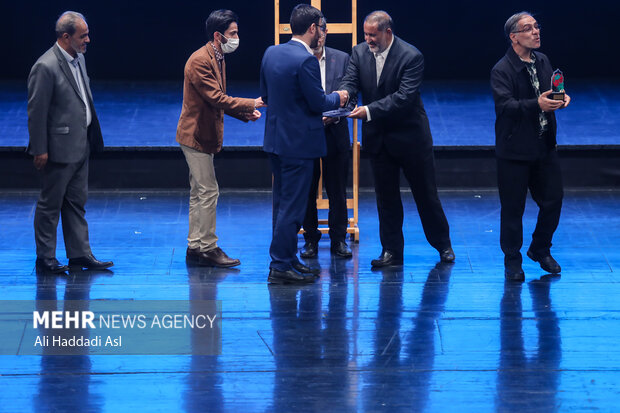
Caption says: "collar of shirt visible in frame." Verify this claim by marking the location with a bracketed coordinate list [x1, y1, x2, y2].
[210, 42, 224, 64]
[372, 35, 395, 60]
[291, 37, 314, 55]
[518, 52, 536, 66]
[56, 42, 79, 66]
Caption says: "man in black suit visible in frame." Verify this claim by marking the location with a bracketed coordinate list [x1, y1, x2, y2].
[491, 12, 570, 281]
[340, 11, 454, 267]
[27, 11, 113, 273]
[300, 18, 354, 260]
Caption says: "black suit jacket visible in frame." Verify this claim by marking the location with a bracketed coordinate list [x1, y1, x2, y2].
[491, 47, 558, 161]
[339, 36, 433, 154]
[324, 47, 351, 153]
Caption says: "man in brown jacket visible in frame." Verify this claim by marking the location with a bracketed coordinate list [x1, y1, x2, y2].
[176, 9, 263, 267]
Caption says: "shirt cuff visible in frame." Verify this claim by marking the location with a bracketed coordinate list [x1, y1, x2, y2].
[364, 106, 371, 122]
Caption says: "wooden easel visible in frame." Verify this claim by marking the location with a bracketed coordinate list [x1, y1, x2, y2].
[276, 0, 360, 242]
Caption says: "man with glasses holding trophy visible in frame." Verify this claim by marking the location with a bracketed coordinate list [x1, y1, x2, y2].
[491, 12, 571, 281]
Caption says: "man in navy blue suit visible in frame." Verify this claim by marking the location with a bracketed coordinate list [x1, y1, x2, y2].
[300, 18, 355, 260]
[261, 4, 348, 284]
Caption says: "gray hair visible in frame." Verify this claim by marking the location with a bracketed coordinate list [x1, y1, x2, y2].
[504, 11, 532, 38]
[364, 10, 393, 32]
[55, 11, 86, 38]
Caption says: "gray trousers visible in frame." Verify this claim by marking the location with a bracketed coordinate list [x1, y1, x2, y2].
[181, 145, 219, 252]
[34, 153, 91, 259]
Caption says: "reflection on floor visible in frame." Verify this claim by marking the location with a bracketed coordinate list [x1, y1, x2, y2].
[0, 189, 619, 411]
[1, 80, 619, 147]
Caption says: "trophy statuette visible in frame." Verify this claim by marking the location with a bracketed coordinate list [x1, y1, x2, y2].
[550, 69, 565, 101]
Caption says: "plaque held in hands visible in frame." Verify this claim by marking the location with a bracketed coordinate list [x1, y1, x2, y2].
[550, 69, 565, 101]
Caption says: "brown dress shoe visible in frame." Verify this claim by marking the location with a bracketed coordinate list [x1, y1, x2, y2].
[199, 247, 240, 268]
[186, 247, 201, 262]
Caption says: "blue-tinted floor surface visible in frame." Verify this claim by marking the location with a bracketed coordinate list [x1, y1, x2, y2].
[0, 189, 619, 412]
[1, 80, 619, 147]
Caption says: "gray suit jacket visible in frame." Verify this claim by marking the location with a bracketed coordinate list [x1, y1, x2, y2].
[27, 44, 103, 163]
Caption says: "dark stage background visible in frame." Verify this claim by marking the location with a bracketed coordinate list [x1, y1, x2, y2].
[2, 0, 619, 82]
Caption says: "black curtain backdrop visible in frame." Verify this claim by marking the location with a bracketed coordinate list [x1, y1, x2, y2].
[3, 0, 619, 81]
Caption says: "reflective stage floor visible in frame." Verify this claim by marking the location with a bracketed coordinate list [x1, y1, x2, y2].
[0, 189, 619, 412]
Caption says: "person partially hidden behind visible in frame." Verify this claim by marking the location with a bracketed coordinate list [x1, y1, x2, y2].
[176, 9, 263, 268]
[300, 17, 355, 260]
[27, 11, 113, 273]
[491, 12, 570, 281]
[340, 11, 454, 268]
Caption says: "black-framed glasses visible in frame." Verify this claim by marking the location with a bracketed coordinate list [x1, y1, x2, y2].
[513, 23, 541, 34]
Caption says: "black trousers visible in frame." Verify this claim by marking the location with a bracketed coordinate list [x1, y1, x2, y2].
[497, 150, 563, 267]
[34, 153, 91, 259]
[370, 144, 451, 258]
[302, 149, 349, 244]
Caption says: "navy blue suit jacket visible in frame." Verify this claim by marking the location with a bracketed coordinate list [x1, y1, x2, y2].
[260, 40, 340, 159]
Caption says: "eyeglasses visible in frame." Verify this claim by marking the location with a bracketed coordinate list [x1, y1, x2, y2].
[318, 24, 327, 33]
[513, 23, 541, 34]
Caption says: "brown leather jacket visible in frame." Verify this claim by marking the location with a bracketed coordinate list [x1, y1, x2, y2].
[176, 43, 255, 153]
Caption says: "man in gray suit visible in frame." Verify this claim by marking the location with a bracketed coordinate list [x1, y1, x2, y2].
[28, 11, 113, 273]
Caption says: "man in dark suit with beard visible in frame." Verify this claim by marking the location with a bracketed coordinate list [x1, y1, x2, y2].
[339, 10, 454, 268]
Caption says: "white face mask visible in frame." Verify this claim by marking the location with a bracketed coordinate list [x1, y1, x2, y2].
[219, 33, 239, 54]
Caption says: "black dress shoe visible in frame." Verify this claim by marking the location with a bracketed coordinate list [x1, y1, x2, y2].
[300, 241, 318, 258]
[199, 247, 240, 268]
[292, 261, 320, 275]
[505, 267, 525, 282]
[527, 250, 561, 274]
[439, 247, 455, 263]
[68, 254, 114, 270]
[371, 251, 403, 268]
[36, 258, 69, 274]
[331, 241, 352, 258]
[268, 268, 317, 284]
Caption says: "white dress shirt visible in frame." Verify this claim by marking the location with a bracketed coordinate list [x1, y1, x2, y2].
[317, 47, 326, 92]
[365, 35, 395, 122]
[291, 37, 314, 55]
[57, 42, 92, 127]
